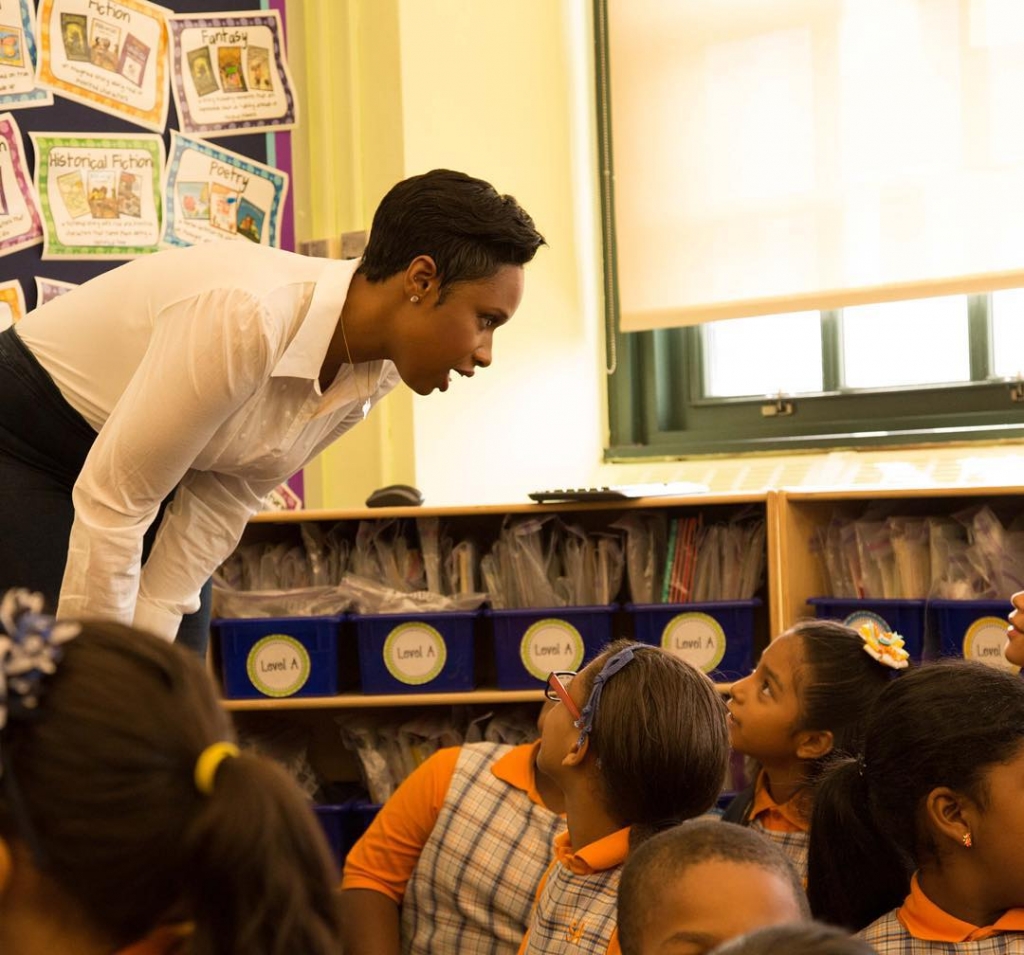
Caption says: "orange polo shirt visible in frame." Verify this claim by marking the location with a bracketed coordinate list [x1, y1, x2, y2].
[899, 873, 1024, 942]
[749, 771, 809, 834]
[551, 826, 631, 876]
[343, 742, 547, 902]
[520, 826, 631, 955]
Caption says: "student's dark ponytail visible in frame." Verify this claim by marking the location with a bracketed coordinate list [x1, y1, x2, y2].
[580, 640, 730, 849]
[807, 756, 909, 930]
[790, 619, 893, 768]
[0, 619, 343, 954]
[183, 755, 341, 955]
[808, 660, 1024, 933]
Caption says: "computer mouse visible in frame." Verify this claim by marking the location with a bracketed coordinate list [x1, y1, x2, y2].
[365, 483, 425, 508]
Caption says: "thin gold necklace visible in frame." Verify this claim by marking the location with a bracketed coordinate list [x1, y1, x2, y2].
[339, 313, 372, 420]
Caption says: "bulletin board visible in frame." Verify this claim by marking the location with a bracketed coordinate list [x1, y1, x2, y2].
[1, 0, 295, 312]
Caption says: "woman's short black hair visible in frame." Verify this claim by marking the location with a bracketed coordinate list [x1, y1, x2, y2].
[356, 168, 545, 299]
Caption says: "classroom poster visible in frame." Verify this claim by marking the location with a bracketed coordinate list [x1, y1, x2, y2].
[0, 111, 43, 256]
[36, 0, 171, 133]
[162, 131, 287, 247]
[0, 277, 24, 328]
[0, 0, 53, 107]
[35, 274, 77, 303]
[169, 10, 297, 137]
[30, 131, 164, 258]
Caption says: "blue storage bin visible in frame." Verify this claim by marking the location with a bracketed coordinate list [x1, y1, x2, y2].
[931, 598, 1017, 671]
[807, 598, 930, 661]
[314, 800, 382, 866]
[314, 804, 346, 863]
[354, 611, 477, 694]
[215, 615, 343, 699]
[486, 605, 616, 689]
[627, 599, 761, 682]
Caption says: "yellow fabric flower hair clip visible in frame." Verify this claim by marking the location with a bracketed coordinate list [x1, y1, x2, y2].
[858, 622, 910, 670]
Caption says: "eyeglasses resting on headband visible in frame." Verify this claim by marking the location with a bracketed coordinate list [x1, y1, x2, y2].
[545, 644, 643, 743]
[545, 671, 581, 722]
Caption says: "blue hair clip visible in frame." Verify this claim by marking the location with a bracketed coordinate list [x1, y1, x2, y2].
[0, 589, 80, 740]
[574, 643, 644, 745]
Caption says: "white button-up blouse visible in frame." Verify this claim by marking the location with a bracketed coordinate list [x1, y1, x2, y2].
[16, 240, 400, 640]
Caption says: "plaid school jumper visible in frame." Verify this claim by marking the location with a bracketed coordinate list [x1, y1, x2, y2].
[723, 776, 810, 884]
[747, 819, 809, 884]
[402, 742, 565, 955]
[859, 876, 1024, 954]
[520, 828, 630, 955]
[860, 910, 1024, 954]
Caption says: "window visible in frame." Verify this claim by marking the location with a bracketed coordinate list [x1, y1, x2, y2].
[605, 293, 1024, 457]
[596, 0, 1024, 457]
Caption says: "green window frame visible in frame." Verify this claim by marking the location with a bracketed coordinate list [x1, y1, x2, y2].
[595, 1, 1024, 459]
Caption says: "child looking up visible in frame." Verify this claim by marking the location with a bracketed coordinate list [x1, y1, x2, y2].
[809, 659, 1024, 949]
[340, 707, 565, 955]
[0, 589, 343, 955]
[723, 620, 899, 880]
[617, 818, 810, 955]
[520, 640, 731, 955]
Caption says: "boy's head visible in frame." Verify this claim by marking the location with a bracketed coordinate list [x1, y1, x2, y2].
[618, 819, 809, 955]
[707, 922, 877, 955]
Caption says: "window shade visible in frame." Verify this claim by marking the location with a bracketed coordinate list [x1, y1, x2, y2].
[608, 0, 1024, 332]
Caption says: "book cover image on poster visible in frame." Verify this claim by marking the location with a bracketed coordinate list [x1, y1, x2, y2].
[236, 197, 265, 242]
[209, 182, 239, 233]
[0, 168, 8, 216]
[118, 33, 150, 87]
[60, 13, 90, 62]
[0, 27, 24, 68]
[217, 46, 246, 93]
[57, 171, 91, 219]
[188, 47, 218, 96]
[117, 172, 141, 217]
[246, 46, 273, 91]
[87, 170, 118, 219]
[177, 181, 210, 219]
[89, 19, 121, 72]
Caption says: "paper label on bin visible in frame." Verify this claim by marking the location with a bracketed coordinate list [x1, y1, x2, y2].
[842, 611, 892, 640]
[520, 620, 585, 680]
[963, 617, 1019, 674]
[383, 622, 447, 685]
[661, 613, 726, 673]
[246, 634, 310, 697]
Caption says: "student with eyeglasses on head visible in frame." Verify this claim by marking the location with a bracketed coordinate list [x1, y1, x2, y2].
[519, 639, 731, 955]
[340, 703, 565, 955]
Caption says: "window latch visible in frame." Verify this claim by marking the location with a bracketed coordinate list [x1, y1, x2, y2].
[761, 393, 795, 417]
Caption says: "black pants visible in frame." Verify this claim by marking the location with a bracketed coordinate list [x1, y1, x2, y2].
[0, 327, 211, 653]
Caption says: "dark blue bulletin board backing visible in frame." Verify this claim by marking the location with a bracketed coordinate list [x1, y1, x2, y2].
[2, 0, 295, 311]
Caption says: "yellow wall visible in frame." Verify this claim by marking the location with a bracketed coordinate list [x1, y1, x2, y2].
[287, 0, 608, 508]
[286, 0, 416, 508]
[286, 0, 1024, 508]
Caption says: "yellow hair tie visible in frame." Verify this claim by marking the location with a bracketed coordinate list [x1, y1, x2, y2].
[194, 742, 240, 795]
